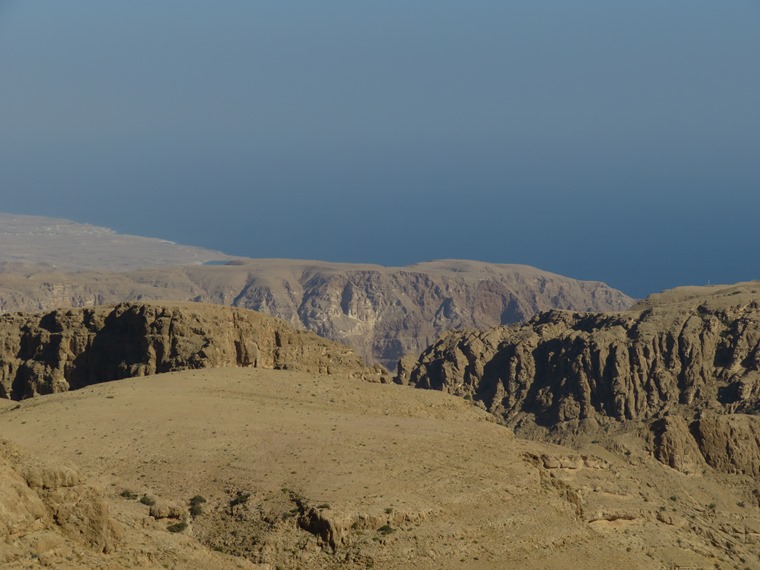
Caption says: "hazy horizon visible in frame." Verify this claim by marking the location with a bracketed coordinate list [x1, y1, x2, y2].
[1, 2, 758, 298]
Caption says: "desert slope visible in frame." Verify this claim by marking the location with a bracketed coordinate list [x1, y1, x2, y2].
[2, 368, 757, 569]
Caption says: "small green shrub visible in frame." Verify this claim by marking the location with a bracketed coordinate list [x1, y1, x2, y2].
[189, 495, 207, 507]
[167, 521, 187, 533]
[377, 524, 394, 535]
[188, 495, 206, 517]
[229, 491, 250, 515]
[120, 490, 138, 500]
[139, 495, 156, 506]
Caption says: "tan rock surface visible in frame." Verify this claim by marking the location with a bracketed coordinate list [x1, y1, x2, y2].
[692, 414, 760, 476]
[0, 302, 382, 400]
[0, 258, 633, 369]
[0, 438, 118, 565]
[0, 437, 262, 569]
[401, 281, 760, 474]
[2, 368, 757, 569]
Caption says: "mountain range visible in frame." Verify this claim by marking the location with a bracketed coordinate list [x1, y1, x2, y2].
[0, 214, 632, 369]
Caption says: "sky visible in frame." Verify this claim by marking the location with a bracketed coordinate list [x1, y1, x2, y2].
[1, 1, 758, 298]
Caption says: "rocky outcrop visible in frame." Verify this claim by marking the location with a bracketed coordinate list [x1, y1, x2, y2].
[0, 439, 122, 566]
[690, 414, 760, 476]
[400, 282, 760, 473]
[0, 302, 382, 401]
[648, 416, 706, 473]
[0, 259, 633, 369]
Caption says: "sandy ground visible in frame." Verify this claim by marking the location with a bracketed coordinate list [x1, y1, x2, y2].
[1, 368, 757, 569]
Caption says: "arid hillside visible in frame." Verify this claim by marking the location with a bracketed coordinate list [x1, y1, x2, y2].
[2, 368, 758, 569]
[399, 281, 760, 476]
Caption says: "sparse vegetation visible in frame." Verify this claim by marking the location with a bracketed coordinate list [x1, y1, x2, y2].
[189, 495, 206, 517]
[140, 495, 156, 506]
[167, 521, 187, 533]
[384, 507, 394, 514]
[377, 524, 394, 535]
[317, 503, 330, 510]
[120, 490, 138, 500]
[189, 495, 206, 506]
[229, 491, 250, 515]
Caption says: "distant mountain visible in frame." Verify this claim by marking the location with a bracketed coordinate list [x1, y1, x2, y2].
[0, 214, 633, 369]
[0, 212, 231, 270]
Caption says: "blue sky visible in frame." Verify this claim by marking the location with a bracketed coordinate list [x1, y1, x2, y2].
[1, 1, 758, 297]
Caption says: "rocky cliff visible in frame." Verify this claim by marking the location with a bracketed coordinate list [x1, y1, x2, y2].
[0, 302, 381, 401]
[0, 259, 633, 370]
[399, 281, 760, 474]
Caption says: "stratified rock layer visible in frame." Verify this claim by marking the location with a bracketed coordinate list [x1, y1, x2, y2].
[0, 302, 381, 400]
[0, 258, 633, 369]
[400, 281, 760, 474]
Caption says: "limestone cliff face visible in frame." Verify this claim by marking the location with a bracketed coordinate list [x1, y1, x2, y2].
[238, 262, 631, 371]
[0, 259, 633, 370]
[0, 302, 381, 401]
[399, 282, 760, 474]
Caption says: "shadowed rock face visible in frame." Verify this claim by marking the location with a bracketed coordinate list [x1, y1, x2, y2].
[0, 259, 633, 370]
[399, 282, 760, 474]
[0, 302, 382, 401]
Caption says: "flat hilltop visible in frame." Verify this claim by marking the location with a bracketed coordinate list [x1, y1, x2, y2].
[2, 367, 757, 569]
[0, 212, 231, 271]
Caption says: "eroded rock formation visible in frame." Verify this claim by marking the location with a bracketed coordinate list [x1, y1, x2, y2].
[399, 281, 760, 474]
[0, 439, 122, 566]
[0, 302, 382, 400]
[0, 259, 633, 369]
